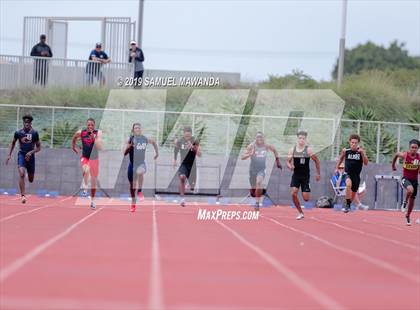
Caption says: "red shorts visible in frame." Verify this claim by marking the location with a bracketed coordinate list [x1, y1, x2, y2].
[80, 157, 99, 177]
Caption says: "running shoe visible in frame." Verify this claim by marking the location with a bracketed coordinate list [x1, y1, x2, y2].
[401, 201, 407, 213]
[254, 202, 260, 212]
[130, 204, 136, 213]
[180, 198, 186, 207]
[296, 213, 304, 220]
[406, 216, 411, 226]
[21, 195, 26, 204]
[90, 201, 96, 210]
[138, 191, 144, 201]
[357, 204, 369, 210]
[343, 205, 350, 213]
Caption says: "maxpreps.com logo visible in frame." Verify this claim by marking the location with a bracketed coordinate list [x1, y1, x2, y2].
[197, 209, 259, 221]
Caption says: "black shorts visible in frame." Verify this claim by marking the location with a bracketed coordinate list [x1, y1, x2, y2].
[290, 174, 311, 192]
[347, 173, 361, 193]
[178, 164, 197, 185]
[401, 177, 418, 199]
[249, 169, 266, 188]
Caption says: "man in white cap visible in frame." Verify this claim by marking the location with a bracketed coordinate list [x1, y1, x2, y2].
[129, 40, 145, 86]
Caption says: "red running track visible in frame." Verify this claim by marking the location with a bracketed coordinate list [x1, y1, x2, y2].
[0, 195, 419, 310]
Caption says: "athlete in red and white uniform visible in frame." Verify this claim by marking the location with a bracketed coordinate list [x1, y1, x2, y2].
[392, 139, 420, 226]
[72, 118, 103, 210]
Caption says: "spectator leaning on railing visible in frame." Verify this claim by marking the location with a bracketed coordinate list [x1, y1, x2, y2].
[129, 40, 145, 86]
[85, 43, 111, 86]
[30, 34, 53, 86]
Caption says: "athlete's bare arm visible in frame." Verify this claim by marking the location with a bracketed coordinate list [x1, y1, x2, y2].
[94, 130, 103, 151]
[148, 138, 159, 160]
[392, 151, 405, 171]
[71, 130, 82, 154]
[25, 140, 41, 162]
[336, 148, 347, 171]
[5, 136, 17, 165]
[173, 139, 179, 168]
[358, 147, 368, 165]
[241, 143, 255, 160]
[267, 144, 282, 169]
[123, 137, 133, 156]
[286, 147, 294, 171]
[308, 147, 321, 181]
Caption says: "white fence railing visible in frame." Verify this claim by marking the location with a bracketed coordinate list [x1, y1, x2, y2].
[1, 104, 419, 163]
[0, 54, 241, 89]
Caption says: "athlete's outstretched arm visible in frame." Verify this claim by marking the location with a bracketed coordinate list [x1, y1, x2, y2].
[268, 144, 282, 169]
[308, 147, 321, 181]
[195, 144, 202, 157]
[336, 148, 346, 171]
[241, 144, 254, 160]
[148, 138, 159, 160]
[94, 130, 103, 151]
[391, 152, 405, 171]
[5, 135, 17, 165]
[71, 130, 82, 154]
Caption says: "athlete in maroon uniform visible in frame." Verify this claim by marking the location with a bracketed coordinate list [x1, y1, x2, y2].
[72, 118, 103, 209]
[392, 139, 420, 225]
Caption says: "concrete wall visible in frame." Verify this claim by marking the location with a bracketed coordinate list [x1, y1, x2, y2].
[0, 148, 418, 210]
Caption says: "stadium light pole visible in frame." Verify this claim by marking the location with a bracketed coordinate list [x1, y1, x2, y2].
[137, 0, 145, 46]
[337, 0, 348, 88]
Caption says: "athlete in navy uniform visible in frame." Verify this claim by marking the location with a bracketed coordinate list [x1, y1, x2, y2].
[6, 115, 41, 204]
[173, 126, 201, 207]
[124, 123, 158, 212]
[241, 132, 281, 211]
[336, 134, 369, 213]
[287, 131, 321, 220]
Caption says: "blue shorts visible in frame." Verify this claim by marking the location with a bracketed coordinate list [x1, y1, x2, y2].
[128, 162, 146, 183]
[18, 151, 35, 175]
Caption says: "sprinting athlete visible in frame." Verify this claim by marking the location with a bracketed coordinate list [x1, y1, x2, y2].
[287, 131, 321, 220]
[5, 115, 41, 203]
[71, 118, 102, 210]
[241, 132, 281, 211]
[173, 126, 201, 207]
[124, 123, 158, 212]
[336, 134, 369, 213]
[392, 139, 420, 226]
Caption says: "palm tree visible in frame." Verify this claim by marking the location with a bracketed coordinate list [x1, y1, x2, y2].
[41, 121, 79, 148]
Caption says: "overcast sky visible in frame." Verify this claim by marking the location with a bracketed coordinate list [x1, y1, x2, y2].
[1, 0, 419, 81]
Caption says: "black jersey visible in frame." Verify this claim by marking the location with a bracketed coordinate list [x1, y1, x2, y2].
[344, 148, 363, 175]
[14, 128, 39, 154]
[81, 129, 99, 159]
[129, 135, 148, 165]
[175, 137, 198, 167]
[292, 145, 310, 177]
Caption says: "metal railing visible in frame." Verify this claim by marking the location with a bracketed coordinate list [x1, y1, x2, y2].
[0, 104, 419, 163]
[0, 54, 133, 89]
[0, 54, 242, 89]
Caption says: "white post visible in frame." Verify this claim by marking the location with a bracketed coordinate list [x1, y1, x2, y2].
[51, 107, 55, 148]
[337, 0, 348, 88]
[137, 0, 145, 46]
[376, 124, 381, 163]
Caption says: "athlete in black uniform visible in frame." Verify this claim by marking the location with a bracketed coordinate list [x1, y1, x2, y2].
[241, 132, 281, 211]
[72, 118, 103, 209]
[287, 131, 321, 220]
[336, 134, 369, 213]
[124, 123, 158, 212]
[173, 126, 201, 207]
[6, 115, 41, 204]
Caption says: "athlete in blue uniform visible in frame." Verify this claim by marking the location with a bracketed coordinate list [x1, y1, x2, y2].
[6, 115, 41, 204]
[124, 123, 158, 212]
[241, 132, 281, 211]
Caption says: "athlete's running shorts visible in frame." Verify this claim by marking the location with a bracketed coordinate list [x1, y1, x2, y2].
[401, 177, 418, 199]
[18, 151, 35, 175]
[290, 174, 311, 192]
[127, 162, 147, 183]
[80, 157, 99, 178]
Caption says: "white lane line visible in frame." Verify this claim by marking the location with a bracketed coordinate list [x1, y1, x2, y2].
[0, 296, 143, 310]
[0, 196, 73, 223]
[263, 215, 419, 284]
[149, 200, 164, 310]
[215, 220, 344, 310]
[0, 207, 103, 283]
[311, 216, 419, 251]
